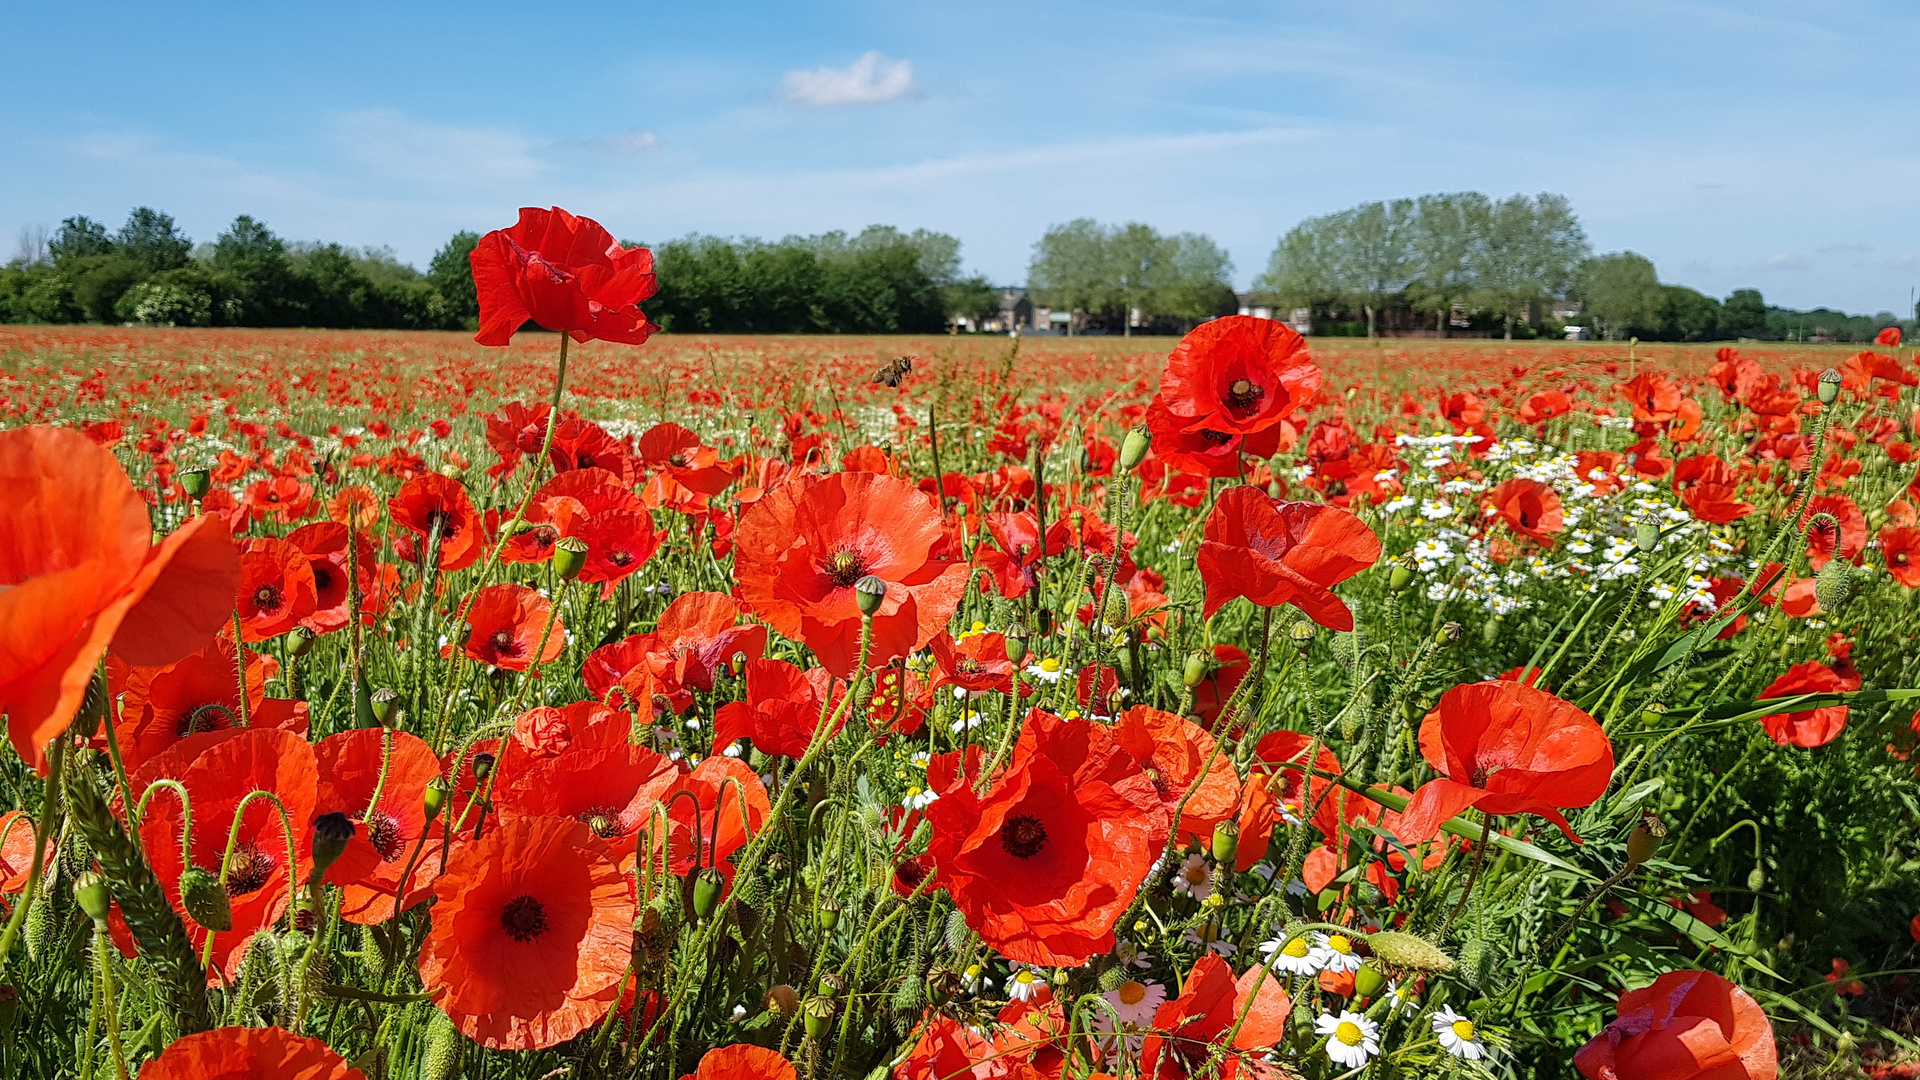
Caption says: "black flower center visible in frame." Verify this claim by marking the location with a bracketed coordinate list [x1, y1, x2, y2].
[356, 809, 405, 861]
[181, 703, 237, 737]
[999, 813, 1048, 859]
[1200, 429, 1233, 446]
[490, 630, 516, 654]
[253, 584, 283, 612]
[500, 894, 549, 942]
[224, 844, 276, 897]
[823, 548, 869, 588]
[312, 565, 335, 591]
[1226, 378, 1264, 411]
[579, 805, 624, 838]
[423, 508, 458, 536]
[608, 549, 633, 567]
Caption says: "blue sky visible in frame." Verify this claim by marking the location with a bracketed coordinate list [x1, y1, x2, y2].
[3, 0, 1916, 314]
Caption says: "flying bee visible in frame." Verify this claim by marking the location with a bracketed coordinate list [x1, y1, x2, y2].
[870, 355, 915, 387]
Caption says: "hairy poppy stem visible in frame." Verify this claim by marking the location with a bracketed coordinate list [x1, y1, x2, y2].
[0, 731, 69, 969]
[1436, 815, 1493, 938]
[231, 609, 251, 729]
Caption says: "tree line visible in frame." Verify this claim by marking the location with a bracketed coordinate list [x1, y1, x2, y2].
[3, 201, 1907, 341]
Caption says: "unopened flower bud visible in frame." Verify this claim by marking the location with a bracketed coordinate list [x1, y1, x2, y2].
[692, 867, 724, 919]
[179, 866, 233, 932]
[439, 462, 465, 481]
[310, 811, 355, 879]
[1289, 621, 1317, 654]
[74, 871, 112, 925]
[1747, 866, 1766, 892]
[1119, 425, 1151, 472]
[854, 575, 888, 617]
[179, 468, 212, 499]
[1635, 521, 1660, 553]
[1814, 559, 1856, 613]
[1183, 651, 1210, 688]
[1817, 368, 1841, 405]
[765, 984, 800, 1017]
[470, 752, 495, 780]
[1211, 819, 1239, 865]
[551, 536, 588, 580]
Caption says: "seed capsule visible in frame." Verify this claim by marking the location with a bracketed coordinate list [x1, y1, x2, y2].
[1353, 963, 1387, 1000]
[854, 575, 888, 616]
[179, 468, 212, 499]
[1387, 562, 1414, 593]
[817, 897, 843, 932]
[802, 995, 836, 1041]
[74, 871, 112, 925]
[692, 867, 724, 919]
[179, 866, 234, 933]
[286, 625, 317, 658]
[1210, 820, 1239, 865]
[1817, 368, 1842, 405]
[1183, 651, 1210, 688]
[310, 812, 356, 879]
[1119, 425, 1151, 472]
[1625, 811, 1666, 868]
[369, 688, 400, 727]
[551, 535, 588, 580]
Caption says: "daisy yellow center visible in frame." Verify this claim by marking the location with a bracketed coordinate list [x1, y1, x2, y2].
[1118, 981, 1147, 1006]
[1327, 934, 1353, 955]
[1452, 1019, 1477, 1041]
[1039, 657, 1061, 672]
[1335, 1021, 1364, 1046]
[1282, 938, 1310, 958]
[1014, 971, 1037, 985]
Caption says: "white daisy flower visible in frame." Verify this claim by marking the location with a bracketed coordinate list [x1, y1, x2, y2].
[1433, 1005, 1486, 1059]
[1024, 656, 1066, 683]
[900, 786, 938, 810]
[1385, 978, 1418, 1015]
[1312, 931, 1363, 973]
[1259, 932, 1320, 975]
[1315, 1010, 1379, 1070]
[1006, 969, 1044, 1002]
[1103, 979, 1167, 1026]
[1172, 853, 1214, 901]
[1182, 921, 1236, 956]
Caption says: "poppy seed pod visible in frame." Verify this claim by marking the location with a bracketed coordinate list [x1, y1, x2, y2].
[818, 970, 848, 998]
[1005, 626, 1029, 665]
[369, 687, 400, 727]
[1364, 930, 1454, 974]
[179, 866, 234, 933]
[1435, 621, 1464, 648]
[1387, 562, 1414, 593]
[550, 535, 589, 580]
[438, 462, 465, 481]
[74, 871, 112, 925]
[802, 995, 836, 1041]
[765, 984, 800, 1017]
[286, 625, 317, 658]
[1289, 621, 1317, 654]
[1210, 819, 1239, 865]
[178, 468, 212, 499]
[692, 867, 725, 919]
[853, 574, 888, 617]
[1635, 521, 1661, 554]
[1183, 651, 1210, 688]
[1625, 811, 1666, 868]
[1119, 425, 1151, 472]
[817, 897, 843, 932]
[1817, 368, 1842, 405]
[422, 776, 447, 817]
[310, 811, 355, 879]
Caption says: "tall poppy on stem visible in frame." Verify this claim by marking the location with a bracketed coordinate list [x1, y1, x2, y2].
[235, 537, 319, 642]
[420, 815, 635, 1049]
[312, 728, 445, 924]
[1, 425, 238, 771]
[1575, 970, 1777, 1080]
[1157, 315, 1321, 437]
[1396, 680, 1614, 843]
[1198, 486, 1381, 629]
[389, 474, 485, 573]
[469, 207, 660, 347]
[460, 583, 565, 672]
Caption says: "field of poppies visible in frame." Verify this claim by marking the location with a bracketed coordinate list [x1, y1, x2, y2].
[3, 207, 1920, 1080]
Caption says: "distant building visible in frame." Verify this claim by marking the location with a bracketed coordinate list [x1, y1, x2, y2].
[1564, 325, 1589, 341]
[1551, 300, 1583, 322]
[1235, 292, 1274, 321]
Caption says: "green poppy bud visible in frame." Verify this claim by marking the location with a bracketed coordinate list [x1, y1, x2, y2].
[179, 866, 233, 933]
[1183, 651, 1210, 688]
[75, 871, 112, 925]
[179, 468, 212, 499]
[310, 811, 355, 880]
[1289, 621, 1317, 654]
[1353, 963, 1387, 1000]
[854, 575, 888, 617]
[1635, 521, 1661, 553]
[551, 536, 588, 580]
[286, 625, 317, 659]
[1817, 368, 1841, 405]
[470, 752, 495, 780]
[1210, 819, 1239, 865]
[692, 867, 725, 920]
[1387, 562, 1414, 593]
[1814, 559, 1856, 613]
[439, 462, 465, 481]
[1748, 866, 1766, 892]
[1119, 425, 1151, 472]
[817, 897, 843, 932]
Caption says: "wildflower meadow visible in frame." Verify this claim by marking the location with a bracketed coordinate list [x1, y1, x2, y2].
[4, 206, 1920, 1080]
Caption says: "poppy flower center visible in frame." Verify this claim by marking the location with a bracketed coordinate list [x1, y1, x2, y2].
[490, 630, 517, 655]
[181, 703, 237, 737]
[895, 858, 928, 889]
[355, 809, 405, 861]
[224, 844, 277, 897]
[1898, 552, 1910, 565]
[531, 525, 558, 548]
[500, 894, 549, 942]
[1200, 429, 1233, 446]
[578, 806, 623, 838]
[312, 565, 335, 591]
[823, 548, 870, 588]
[1226, 378, 1264, 411]
[999, 813, 1048, 858]
[253, 584, 283, 612]
[669, 453, 689, 467]
[608, 548, 633, 567]
[423, 509, 459, 536]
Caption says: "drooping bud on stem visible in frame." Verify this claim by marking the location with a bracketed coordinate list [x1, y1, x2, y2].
[310, 811, 355, 880]
[1625, 811, 1666, 869]
[1183, 651, 1210, 688]
[1289, 621, 1316, 655]
[179, 866, 234, 932]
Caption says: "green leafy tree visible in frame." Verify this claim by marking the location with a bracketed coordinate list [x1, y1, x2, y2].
[1256, 213, 1345, 313]
[1471, 193, 1589, 339]
[47, 217, 115, 265]
[1573, 252, 1664, 340]
[942, 275, 999, 326]
[114, 208, 192, 272]
[213, 215, 298, 325]
[428, 232, 482, 328]
[1027, 219, 1113, 335]
[1656, 285, 1723, 341]
[1155, 233, 1236, 325]
[1721, 288, 1768, 339]
[67, 255, 151, 323]
[1406, 192, 1489, 335]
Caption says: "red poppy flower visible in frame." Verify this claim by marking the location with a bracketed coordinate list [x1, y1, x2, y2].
[1140, 954, 1293, 1077]
[547, 418, 637, 483]
[1802, 494, 1866, 570]
[1157, 315, 1321, 437]
[285, 521, 376, 634]
[659, 756, 771, 889]
[140, 728, 317, 982]
[0, 809, 52, 893]
[924, 710, 1163, 965]
[974, 511, 1072, 599]
[652, 591, 767, 692]
[138, 1026, 364, 1080]
[511, 700, 634, 760]
[1397, 680, 1614, 843]
[1882, 525, 1920, 588]
[734, 471, 969, 678]
[1197, 486, 1381, 628]
[1485, 478, 1565, 547]
[461, 584, 565, 671]
[470, 207, 660, 347]
[1190, 644, 1249, 731]
[312, 728, 444, 924]
[682, 1044, 798, 1080]
[1114, 706, 1239, 845]
[235, 537, 318, 642]
[388, 473, 485, 573]
[1672, 454, 1755, 524]
[114, 636, 308, 772]
[499, 744, 680, 859]
[1575, 970, 1777, 1080]
[711, 658, 842, 758]
[326, 484, 380, 529]
[1, 426, 238, 772]
[1144, 395, 1251, 479]
[576, 509, 661, 600]
[1757, 661, 1854, 748]
[639, 422, 736, 504]
[1519, 389, 1574, 424]
[245, 476, 315, 523]
[1878, 326, 1903, 347]
[929, 631, 1015, 695]
[421, 815, 635, 1049]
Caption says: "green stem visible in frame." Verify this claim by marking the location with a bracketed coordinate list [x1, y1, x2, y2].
[0, 731, 69, 968]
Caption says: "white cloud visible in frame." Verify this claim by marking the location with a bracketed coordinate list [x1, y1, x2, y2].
[560, 130, 662, 155]
[781, 52, 919, 107]
[331, 109, 547, 187]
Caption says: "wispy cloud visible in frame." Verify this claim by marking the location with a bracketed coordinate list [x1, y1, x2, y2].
[331, 110, 547, 187]
[559, 130, 663, 155]
[781, 52, 919, 107]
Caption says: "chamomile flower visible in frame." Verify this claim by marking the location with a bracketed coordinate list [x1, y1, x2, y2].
[1385, 978, 1419, 1015]
[1432, 1005, 1487, 1059]
[901, 786, 938, 810]
[1259, 932, 1320, 975]
[1182, 921, 1236, 956]
[1112, 939, 1155, 969]
[1315, 1010, 1379, 1070]
[1007, 969, 1045, 1002]
[1024, 656, 1065, 683]
[1172, 852, 1215, 901]
[1312, 931, 1363, 973]
[962, 964, 989, 993]
[1103, 979, 1167, 1026]
[957, 620, 989, 640]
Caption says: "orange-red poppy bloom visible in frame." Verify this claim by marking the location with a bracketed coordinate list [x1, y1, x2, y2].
[1397, 680, 1614, 843]
[461, 584, 565, 671]
[499, 744, 681, 859]
[1757, 661, 1854, 748]
[1197, 486, 1380, 628]
[1575, 970, 1777, 1080]
[236, 536, 319, 642]
[286, 521, 376, 634]
[576, 508, 661, 600]
[420, 815, 635, 1049]
[711, 658, 842, 758]
[928, 630, 1015, 696]
[312, 728, 444, 924]
[470, 206, 660, 347]
[682, 1043, 798, 1080]
[113, 636, 307, 772]
[1484, 478, 1565, 547]
[1, 425, 238, 771]
[1882, 525, 1920, 588]
[1114, 705, 1239, 846]
[1672, 454, 1755, 524]
[0, 809, 52, 893]
[1157, 315, 1321, 437]
[388, 473, 485, 573]
[1140, 954, 1293, 1077]
[924, 710, 1163, 966]
[138, 1026, 365, 1080]
[649, 591, 767, 692]
[734, 471, 969, 678]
